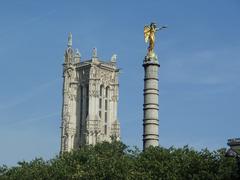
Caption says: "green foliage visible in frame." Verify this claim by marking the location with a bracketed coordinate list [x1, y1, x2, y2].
[0, 142, 239, 180]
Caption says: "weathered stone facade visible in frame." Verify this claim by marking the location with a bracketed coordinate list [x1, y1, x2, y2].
[60, 33, 120, 153]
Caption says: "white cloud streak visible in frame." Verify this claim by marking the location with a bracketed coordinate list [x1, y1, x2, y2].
[161, 46, 240, 86]
[0, 79, 58, 111]
[0, 9, 57, 41]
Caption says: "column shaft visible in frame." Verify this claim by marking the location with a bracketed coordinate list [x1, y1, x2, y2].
[143, 57, 160, 150]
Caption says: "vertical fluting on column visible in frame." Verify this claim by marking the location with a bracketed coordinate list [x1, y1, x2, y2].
[143, 55, 160, 150]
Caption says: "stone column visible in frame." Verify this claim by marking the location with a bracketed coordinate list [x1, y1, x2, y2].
[143, 55, 160, 150]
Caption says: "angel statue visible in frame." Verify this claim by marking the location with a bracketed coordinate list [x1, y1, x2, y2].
[144, 22, 167, 57]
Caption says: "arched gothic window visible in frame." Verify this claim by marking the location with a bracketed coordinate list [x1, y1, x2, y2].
[86, 84, 89, 117]
[99, 85, 104, 119]
[105, 86, 109, 98]
[100, 85, 104, 97]
[80, 86, 83, 129]
[104, 86, 110, 134]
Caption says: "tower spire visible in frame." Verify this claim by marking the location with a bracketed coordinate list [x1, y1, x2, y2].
[68, 32, 72, 47]
[92, 47, 97, 58]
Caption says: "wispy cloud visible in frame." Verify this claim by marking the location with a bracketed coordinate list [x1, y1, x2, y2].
[9, 112, 59, 127]
[0, 79, 58, 111]
[0, 9, 57, 41]
[23, 10, 57, 25]
[0, 111, 59, 128]
[162, 46, 240, 86]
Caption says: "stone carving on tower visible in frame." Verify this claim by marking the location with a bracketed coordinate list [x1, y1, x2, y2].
[60, 33, 120, 154]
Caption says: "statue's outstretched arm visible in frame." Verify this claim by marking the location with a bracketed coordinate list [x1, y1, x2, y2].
[158, 26, 168, 31]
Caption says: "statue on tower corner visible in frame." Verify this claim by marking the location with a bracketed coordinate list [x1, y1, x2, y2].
[144, 22, 167, 58]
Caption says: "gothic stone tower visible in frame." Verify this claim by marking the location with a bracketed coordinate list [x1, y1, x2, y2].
[60, 33, 120, 153]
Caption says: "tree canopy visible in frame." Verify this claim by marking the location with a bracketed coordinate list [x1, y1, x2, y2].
[0, 141, 239, 180]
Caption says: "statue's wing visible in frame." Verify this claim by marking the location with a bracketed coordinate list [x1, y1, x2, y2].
[144, 26, 150, 43]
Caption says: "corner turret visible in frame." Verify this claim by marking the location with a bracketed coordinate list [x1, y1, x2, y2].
[64, 32, 74, 64]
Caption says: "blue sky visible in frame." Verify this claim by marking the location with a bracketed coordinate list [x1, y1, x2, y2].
[0, 0, 240, 166]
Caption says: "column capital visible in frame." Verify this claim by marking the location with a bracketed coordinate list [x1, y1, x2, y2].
[143, 54, 160, 67]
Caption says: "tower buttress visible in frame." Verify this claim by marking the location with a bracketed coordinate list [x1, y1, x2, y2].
[60, 33, 77, 154]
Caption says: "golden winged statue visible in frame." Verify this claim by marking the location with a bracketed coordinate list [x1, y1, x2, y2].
[144, 22, 167, 57]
